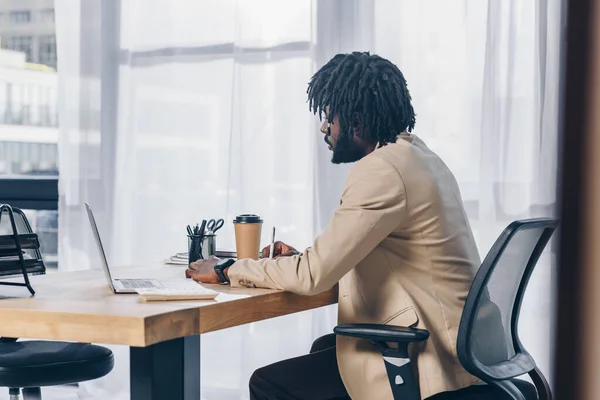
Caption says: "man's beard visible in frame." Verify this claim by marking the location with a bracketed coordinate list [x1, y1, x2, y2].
[329, 132, 365, 164]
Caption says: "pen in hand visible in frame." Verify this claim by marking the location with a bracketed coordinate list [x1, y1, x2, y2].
[269, 227, 276, 259]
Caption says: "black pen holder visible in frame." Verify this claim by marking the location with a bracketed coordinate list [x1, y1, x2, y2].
[187, 234, 217, 264]
[188, 235, 204, 264]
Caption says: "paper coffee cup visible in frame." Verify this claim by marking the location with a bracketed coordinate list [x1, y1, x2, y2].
[233, 214, 263, 260]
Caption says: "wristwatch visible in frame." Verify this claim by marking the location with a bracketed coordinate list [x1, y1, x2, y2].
[214, 258, 235, 284]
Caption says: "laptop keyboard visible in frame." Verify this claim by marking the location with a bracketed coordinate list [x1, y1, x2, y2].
[119, 279, 160, 289]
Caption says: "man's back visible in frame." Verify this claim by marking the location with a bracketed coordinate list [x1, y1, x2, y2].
[228, 133, 482, 399]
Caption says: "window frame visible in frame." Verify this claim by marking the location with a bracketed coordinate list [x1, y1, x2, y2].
[0, 176, 58, 210]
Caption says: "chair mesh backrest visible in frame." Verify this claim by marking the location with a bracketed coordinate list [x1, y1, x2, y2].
[459, 219, 557, 371]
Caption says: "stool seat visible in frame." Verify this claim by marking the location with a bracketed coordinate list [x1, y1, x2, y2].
[0, 341, 114, 389]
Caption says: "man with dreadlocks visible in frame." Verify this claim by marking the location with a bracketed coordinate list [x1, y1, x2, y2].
[187, 52, 482, 399]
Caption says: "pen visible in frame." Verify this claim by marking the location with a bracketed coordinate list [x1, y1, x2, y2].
[269, 227, 276, 259]
[198, 219, 207, 243]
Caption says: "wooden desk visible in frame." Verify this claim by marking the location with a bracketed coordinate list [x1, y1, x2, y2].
[0, 265, 338, 400]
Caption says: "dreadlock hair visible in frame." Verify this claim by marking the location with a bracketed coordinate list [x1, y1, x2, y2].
[307, 51, 416, 147]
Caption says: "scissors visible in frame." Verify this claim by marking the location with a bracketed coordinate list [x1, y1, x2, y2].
[206, 218, 224, 234]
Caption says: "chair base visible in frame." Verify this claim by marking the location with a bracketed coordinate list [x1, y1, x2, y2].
[9, 387, 19, 400]
[8, 387, 42, 400]
[22, 387, 41, 400]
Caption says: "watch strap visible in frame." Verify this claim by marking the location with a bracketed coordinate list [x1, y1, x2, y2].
[214, 259, 235, 284]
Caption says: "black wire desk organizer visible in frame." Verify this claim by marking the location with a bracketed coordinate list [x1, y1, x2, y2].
[0, 204, 46, 295]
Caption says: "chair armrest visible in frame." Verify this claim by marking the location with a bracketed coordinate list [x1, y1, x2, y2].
[334, 324, 429, 400]
[334, 324, 429, 343]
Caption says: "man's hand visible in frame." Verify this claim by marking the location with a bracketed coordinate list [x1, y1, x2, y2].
[186, 256, 221, 284]
[261, 241, 300, 259]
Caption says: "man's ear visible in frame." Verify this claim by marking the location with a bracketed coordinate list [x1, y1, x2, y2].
[351, 112, 364, 138]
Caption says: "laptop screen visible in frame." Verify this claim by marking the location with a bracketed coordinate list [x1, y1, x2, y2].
[85, 203, 115, 291]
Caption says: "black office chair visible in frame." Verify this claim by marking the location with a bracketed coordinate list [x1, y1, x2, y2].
[0, 205, 115, 400]
[335, 218, 558, 400]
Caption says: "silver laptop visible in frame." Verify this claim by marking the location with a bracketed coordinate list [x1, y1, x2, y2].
[85, 202, 165, 294]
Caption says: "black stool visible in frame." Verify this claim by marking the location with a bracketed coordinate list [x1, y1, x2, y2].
[0, 340, 114, 400]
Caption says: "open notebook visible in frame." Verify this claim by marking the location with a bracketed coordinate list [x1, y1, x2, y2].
[135, 286, 219, 302]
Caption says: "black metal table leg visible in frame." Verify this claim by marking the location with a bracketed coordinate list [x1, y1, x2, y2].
[130, 335, 200, 400]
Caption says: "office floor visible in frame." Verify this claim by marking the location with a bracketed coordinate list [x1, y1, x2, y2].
[0, 387, 242, 400]
[0, 386, 79, 400]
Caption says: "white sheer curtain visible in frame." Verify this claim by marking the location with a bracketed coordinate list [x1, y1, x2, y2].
[56, 0, 561, 398]
[56, 1, 336, 398]
[369, 0, 561, 383]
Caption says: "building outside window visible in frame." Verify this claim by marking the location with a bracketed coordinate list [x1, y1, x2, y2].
[40, 9, 54, 23]
[3, 36, 33, 62]
[39, 35, 56, 69]
[0, 1, 59, 270]
[10, 10, 31, 24]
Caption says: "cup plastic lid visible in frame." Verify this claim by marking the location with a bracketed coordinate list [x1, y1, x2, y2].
[233, 214, 263, 223]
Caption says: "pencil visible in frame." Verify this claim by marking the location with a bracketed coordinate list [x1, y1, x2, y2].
[269, 227, 276, 258]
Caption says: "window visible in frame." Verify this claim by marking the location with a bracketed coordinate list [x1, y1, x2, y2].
[10, 10, 31, 24]
[39, 35, 57, 69]
[3, 36, 33, 62]
[0, 5, 58, 270]
[40, 9, 55, 22]
[23, 210, 58, 269]
[0, 81, 58, 127]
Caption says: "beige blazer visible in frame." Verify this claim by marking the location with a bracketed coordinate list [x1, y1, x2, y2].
[228, 133, 481, 399]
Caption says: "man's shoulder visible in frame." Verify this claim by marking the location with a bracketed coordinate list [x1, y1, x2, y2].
[373, 138, 424, 165]
[347, 151, 400, 183]
[371, 136, 450, 178]
[349, 142, 414, 180]
[339, 153, 404, 201]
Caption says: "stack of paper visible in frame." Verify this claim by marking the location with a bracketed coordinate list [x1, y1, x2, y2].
[163, 251, 237, 265]
[164, 252, 188, 265]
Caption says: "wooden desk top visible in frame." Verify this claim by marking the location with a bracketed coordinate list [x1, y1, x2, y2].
[0, 265, 338, 347]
